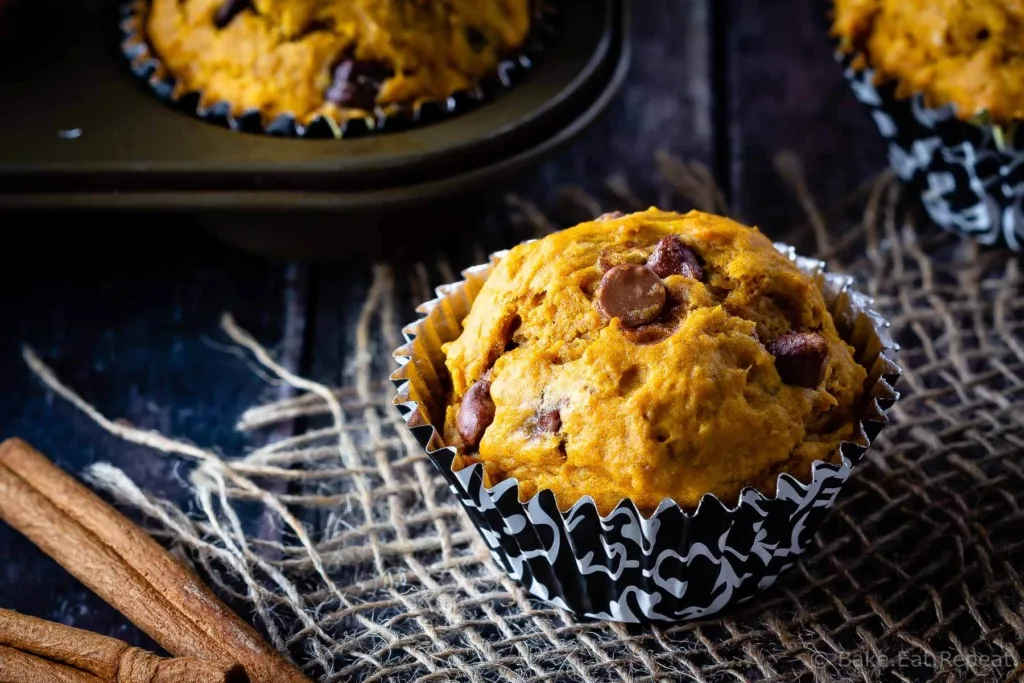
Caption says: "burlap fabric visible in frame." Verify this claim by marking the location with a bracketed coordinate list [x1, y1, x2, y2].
[21, 153, 1024, 682]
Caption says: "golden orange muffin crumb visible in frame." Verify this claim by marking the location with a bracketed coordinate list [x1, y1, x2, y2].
[146, 0, 531, 124]
[442, 209, 868, 514]
[832, 0, 1024, 123]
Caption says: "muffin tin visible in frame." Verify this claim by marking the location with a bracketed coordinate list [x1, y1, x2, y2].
[0, 0, 630, 252]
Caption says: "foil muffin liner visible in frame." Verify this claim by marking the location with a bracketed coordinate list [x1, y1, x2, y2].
[119, 0, 560, 139]
[839, 51, 1024, 252]
[391, 242, 902, 624]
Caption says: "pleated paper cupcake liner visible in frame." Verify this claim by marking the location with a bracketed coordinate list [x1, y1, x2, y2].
[839, 51, 1024, 252]
[119, 0, 560, 139]
[391, 242, 902, 624]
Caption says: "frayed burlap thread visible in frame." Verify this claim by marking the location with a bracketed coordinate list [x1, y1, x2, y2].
[21, 153, 1024, 683]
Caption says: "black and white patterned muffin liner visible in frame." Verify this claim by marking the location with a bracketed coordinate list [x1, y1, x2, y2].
[119, 0, 559, 139]
[391, 243, 902, 624]
[840, 51, 1024, 252]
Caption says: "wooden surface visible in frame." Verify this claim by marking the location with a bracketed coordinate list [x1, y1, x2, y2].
[0, 0, 886, 655]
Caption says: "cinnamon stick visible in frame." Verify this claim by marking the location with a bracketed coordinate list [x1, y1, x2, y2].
[0, 644, 104, 683]
[0, 608, 244, 683]
[0, 438, 309, 683]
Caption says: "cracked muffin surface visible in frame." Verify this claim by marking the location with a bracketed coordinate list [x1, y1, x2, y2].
[145, 0, 532, 123]
[442, 209, 868, 514]
[832, 0, 1024, 123]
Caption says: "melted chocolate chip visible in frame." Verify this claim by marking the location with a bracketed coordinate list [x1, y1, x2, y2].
[465, 26, 489, 52]
[457, 380, 495, 448]
[621, 323, 675, 345]
[620, 292, 684, 344]
[326, 59, 393, 111]
[596, 211, 625, 222]
[647, 235, 703, 280]
[213, 0, 250, 29]
[537, 409, 561, 434]
[765, 332, 829, 388]
[597, 264, 666, 328]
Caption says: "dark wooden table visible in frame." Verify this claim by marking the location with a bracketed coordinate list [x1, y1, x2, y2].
[0, 0, 886, 655]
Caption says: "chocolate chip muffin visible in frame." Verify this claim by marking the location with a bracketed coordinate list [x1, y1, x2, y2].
[442, 209, 868, 514]
[832, 0, 1024, 123]
[144, 0, 532, 125]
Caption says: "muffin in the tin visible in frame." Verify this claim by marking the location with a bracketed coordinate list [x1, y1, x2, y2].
[831, 0, 1024, 251]
[442, 209, 869, 514]
[143, 0, 533, 128]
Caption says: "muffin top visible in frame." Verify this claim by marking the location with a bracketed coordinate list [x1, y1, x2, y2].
[832, 0, 1024, 123]
[146, 0, 531, 123]
[442, 209, 867, 514]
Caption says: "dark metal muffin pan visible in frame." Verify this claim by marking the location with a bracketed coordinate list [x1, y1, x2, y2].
[0, 0, 629, 208]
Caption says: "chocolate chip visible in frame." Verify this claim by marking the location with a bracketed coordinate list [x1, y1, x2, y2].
[596, 211, 625, 221]
[537, 409, 561, 434]
[597, 264, 666, 328]
[765, 332, 829, 388]
[465, 27, 489, 52]
[621, 322, 675, 345]
[647, 235, 703, 280]
[457, 380, 495, 448]
[213, 0, 250, 29]
[620, 293, 684, 344]
[325, 59, 393, 111]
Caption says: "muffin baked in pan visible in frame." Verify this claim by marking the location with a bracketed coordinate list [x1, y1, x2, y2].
[0, 0, 624, 229]
[122, 0, 560, 138]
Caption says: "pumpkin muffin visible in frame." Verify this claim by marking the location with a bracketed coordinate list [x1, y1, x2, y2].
[441, 209, 868, 514]
[832, 0, 1024, 123]
[144, 0, 532, 124]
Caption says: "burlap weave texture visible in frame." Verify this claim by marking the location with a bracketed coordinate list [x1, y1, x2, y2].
[21, 154, 1024, 682]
